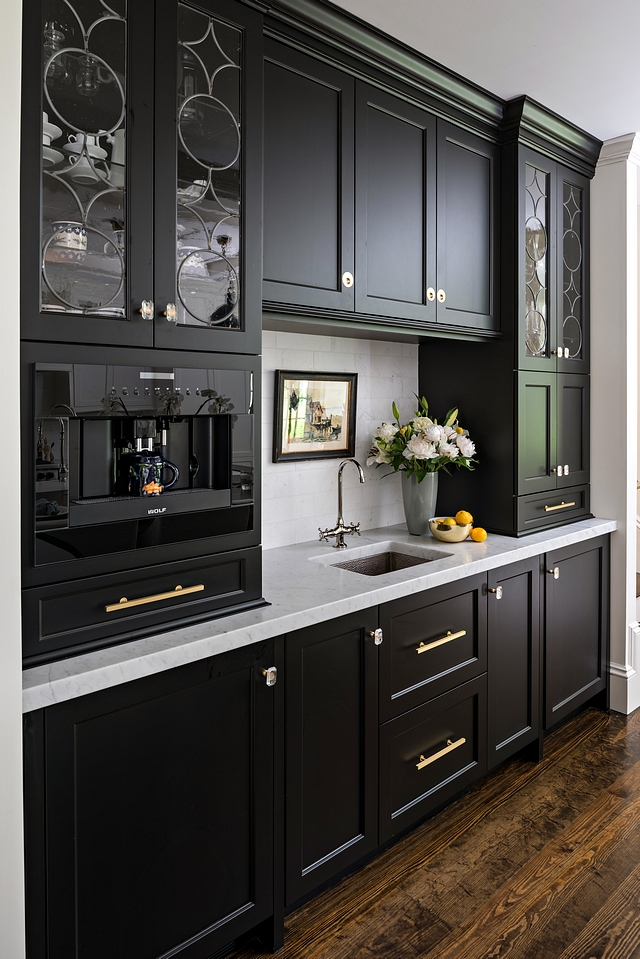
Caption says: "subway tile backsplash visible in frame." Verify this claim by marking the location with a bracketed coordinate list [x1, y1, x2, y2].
[261, 331, 418, 550]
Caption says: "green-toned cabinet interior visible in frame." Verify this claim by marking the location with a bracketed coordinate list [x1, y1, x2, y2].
[24, 537, 609, 958]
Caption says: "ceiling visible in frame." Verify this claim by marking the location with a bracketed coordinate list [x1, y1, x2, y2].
[330, 0, 640, 143]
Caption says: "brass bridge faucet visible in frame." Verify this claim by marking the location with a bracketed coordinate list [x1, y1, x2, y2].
[318, 458, 365, 548]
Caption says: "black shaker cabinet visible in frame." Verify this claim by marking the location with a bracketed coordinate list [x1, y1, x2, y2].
[22, 0, 263, 354]
[487, 556, 541, 769]
[262, 39, 499, 336]
[284, 610, 379, 907]
[24, 641, 277, 959]
[544, 534, 609, 729]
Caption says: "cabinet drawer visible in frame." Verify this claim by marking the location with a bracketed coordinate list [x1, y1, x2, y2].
[379, 675, 486, 842]
[516, 485, 590, 534]
[378, 573, 487, 721]
[22, 547, 262, 664]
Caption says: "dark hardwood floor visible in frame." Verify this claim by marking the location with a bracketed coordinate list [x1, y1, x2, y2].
[233, 707, 640, 959]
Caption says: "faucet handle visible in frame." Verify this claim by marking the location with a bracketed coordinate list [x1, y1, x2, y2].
[318, 527, 331, 542]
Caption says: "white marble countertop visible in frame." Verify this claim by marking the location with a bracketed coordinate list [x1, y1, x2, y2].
[22, 517, 616, 712]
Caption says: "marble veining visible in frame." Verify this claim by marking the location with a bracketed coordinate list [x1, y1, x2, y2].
[22, 517, 616, 712]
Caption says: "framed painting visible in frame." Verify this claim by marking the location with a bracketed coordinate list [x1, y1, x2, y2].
[273, 370, 357, 462]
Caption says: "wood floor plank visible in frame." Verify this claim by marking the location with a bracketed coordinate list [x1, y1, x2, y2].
[558, 861, 640, 959]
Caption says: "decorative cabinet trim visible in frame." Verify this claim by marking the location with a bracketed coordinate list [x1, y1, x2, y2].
[502, 96, 602, 178]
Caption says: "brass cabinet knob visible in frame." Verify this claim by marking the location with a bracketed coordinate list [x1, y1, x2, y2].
[437, 289, 446, 303]
[342, 271, 354, 288]
[427, 287, 436, 301]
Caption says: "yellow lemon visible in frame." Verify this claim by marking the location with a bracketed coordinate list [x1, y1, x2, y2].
[442, 517, 456, 526]
[470, 527, 487, 542]
[455, 510, 473, 526]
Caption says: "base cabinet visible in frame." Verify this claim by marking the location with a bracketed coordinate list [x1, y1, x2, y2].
[544, 535, 609, 728]
[24, 540, 610, 958]
[284, 610, 379, 907]
[24, 642, 276, 959]
[487, 556, 540, 769]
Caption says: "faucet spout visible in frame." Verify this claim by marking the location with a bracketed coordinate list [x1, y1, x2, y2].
[319, 458, 365, 548]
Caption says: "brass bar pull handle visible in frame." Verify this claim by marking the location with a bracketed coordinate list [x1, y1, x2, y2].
[544, 501, 576, 513]
[105, 584, 205, 612]
[416, 629, 466, 654]
[416, 737, 466, 770]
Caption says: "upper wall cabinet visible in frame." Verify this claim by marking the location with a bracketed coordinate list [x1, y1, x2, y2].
[262, 40, 499, 336]
[21, 0, 262, 353]
[507, 146, 589, 374]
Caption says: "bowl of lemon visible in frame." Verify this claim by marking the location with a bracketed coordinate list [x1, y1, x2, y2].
[429, 511, 487, 543]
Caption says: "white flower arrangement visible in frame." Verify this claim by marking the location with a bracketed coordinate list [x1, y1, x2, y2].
[367, 396, 477, 482]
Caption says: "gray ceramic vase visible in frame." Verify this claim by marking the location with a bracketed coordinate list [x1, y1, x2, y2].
[401, 471, 438, 536]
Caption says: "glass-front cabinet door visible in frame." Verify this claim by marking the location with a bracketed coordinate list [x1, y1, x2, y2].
[518, 148, 589, 374]
[154, 0, 262, 353]
[22, 0, 262, 353]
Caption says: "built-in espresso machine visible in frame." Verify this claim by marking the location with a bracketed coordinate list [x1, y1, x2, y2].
[21, 345, 262, 664]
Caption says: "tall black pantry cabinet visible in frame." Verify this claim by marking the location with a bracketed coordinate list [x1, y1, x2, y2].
[420, 97, 600, 536]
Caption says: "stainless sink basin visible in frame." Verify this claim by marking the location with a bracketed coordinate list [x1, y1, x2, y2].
[332, 550, 434, 576]
[308, 540, 453, 575]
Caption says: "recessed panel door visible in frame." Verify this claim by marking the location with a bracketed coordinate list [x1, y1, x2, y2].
[517, 371, 557, 495]
[262, 41, 355, 313]
[557, 373, 590, 488]
[355, 83, 436, 322]
[436, 122, 499, 331]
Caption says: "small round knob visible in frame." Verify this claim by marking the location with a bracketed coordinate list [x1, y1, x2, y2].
[437, 289, 446, 303]
[342, 271, 354, 289]
[547, 567, 560, 579]
[427, 287, 436, 302]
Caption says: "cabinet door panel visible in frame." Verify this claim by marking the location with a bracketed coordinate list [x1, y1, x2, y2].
[487, 558, 540, 768]
[154, 0, 263, 353]
[517, 371, 557, 494]
[355, 84, 436, 321]
[557, 373, 590, 487]
[557, 167, 590, 375]
[262, 42, 354, 312]
[436, 123, 499, 331]
[545, 537, 609, 728]
[44, 644, 275, 959]
[285, 610, 378, 906]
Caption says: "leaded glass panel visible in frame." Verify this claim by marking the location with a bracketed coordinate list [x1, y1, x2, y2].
[524, 164, 548, 357]
[176, 5, 242, 331]
[41, 0, 127, 317]
[562, 182, 584, 360]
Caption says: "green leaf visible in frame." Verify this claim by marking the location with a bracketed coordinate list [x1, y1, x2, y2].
[443, 406, 459, 427]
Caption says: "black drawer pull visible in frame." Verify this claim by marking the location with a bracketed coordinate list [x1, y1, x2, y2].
[416, 629, 466, 654]
[105, 584, 205, 612]
[416, 737, 466, 770]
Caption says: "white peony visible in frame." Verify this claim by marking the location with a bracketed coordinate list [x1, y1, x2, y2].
[441, 425, 457, 440]
[404, 435, 437, 460]
[411, 416, 433, 432]
[376, 422, 397, 441]
[456, 435, 475, 458]
[422, 424, 444, 443]
[438, 441, 460, 458]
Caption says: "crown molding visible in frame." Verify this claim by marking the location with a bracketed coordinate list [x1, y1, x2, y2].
[597, 132, 640, 169]
[502, 96, 602, 178]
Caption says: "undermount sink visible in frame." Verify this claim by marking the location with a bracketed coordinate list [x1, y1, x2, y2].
[309, 540, 452, 576]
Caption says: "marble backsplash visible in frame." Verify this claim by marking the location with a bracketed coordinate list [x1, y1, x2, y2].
[261, 330, 418, 550]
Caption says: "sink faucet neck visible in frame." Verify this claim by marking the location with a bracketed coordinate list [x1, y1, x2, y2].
[319, 458, 365, 548]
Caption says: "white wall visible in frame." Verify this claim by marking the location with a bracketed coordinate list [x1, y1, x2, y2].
[0, 0, 26, 955]
[591, 134, 640, 714]
[261, 331, 418, 549]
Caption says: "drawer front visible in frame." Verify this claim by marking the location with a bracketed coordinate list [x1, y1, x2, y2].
[22, 547, 262, 664]
[379, 573, 487, 721]
[379, 674, 486, 842]
[516, 485, 590, 534]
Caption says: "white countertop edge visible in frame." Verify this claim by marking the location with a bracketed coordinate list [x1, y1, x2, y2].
[22, 517, 617, 712]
